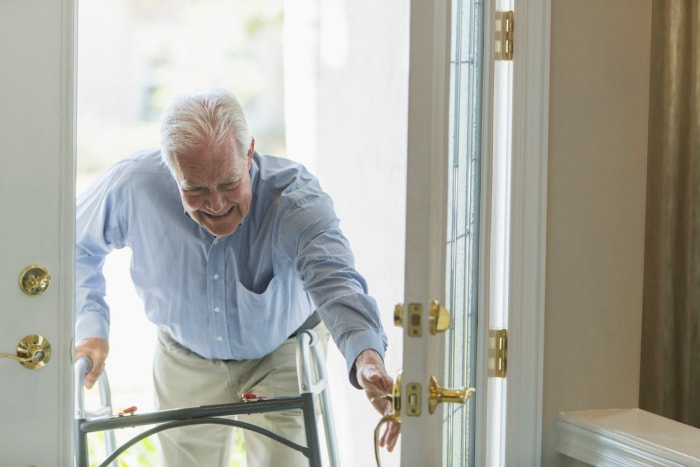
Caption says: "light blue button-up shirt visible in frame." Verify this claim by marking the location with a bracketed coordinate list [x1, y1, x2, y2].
[76, 149, 387, 386]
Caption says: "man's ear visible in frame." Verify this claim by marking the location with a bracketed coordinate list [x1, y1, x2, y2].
[247, 138, 255, 168]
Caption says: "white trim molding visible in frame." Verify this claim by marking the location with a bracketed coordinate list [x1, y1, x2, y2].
[505, 0, 550, 464]
[559, 409, 700, 466]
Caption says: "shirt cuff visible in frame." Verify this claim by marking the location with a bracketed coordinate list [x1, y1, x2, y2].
[75, 310, 110, 343]
[344, 329, 387, 389]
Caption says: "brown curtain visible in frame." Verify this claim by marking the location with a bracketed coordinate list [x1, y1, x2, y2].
[640, 0, 700, 427]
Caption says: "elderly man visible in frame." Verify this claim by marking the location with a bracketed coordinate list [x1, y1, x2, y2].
[75, 89, 399, 466]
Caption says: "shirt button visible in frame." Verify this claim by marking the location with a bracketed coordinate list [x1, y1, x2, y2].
[213, 273, 220, 280]
[214, 306, 221, 313]
[216, 336, 223, 342]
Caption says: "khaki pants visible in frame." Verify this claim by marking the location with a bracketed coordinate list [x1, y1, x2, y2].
[153, 324, 329, 467]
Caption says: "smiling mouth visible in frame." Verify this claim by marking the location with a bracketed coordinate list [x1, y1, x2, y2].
[202, 206, 234, 219]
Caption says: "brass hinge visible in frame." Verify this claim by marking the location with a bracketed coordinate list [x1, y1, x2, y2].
[495, 10, 514, 61]
[489, 329, 508, 378]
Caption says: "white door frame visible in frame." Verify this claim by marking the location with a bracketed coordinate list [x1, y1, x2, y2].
[474, 1, 551, 465]
[0, 0, 549, 464]
[499, 1, 550, 465]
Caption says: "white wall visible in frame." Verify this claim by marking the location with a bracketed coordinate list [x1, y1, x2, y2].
[284, 1, 410, 465]
[542, 1, 652, 465]
[316, 2, 409, 464]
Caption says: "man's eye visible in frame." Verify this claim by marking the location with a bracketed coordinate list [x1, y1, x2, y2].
[183, 187, 205, 194]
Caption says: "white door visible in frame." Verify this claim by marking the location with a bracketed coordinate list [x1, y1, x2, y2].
[0, 0, 76, 465]
[399, 0, 458, 465]
[399, 0, 548, 465]
[398, 0, 485, 464]
[400, 0, 550, 467]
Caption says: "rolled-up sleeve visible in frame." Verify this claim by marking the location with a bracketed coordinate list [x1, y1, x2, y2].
[75, 167, 128, 342]
[280, 191, 388, 388]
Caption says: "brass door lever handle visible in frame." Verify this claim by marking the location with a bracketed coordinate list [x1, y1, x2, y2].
[0, 350, 45, 363]
[428, 375, 475, 414]
[0, 335, 51, 369]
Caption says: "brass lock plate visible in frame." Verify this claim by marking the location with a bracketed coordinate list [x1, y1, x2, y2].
[407, 303, 422, 337]
[406, 382, 421, 417]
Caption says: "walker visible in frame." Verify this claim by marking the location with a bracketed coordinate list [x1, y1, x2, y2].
[74, 329, 339, 467]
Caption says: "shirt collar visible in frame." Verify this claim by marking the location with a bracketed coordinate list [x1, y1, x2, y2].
[249, 151, 260, 196]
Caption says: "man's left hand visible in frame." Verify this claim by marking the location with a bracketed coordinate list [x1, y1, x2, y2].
[354, 349, 401, 452]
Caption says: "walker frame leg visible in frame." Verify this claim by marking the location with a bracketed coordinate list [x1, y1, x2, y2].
[301, 391, 323, 467]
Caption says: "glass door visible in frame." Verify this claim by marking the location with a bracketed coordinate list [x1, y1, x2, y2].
[400, 0, 515, 465]
[442, 0, 484, 465]
[399, 0, 476, 464]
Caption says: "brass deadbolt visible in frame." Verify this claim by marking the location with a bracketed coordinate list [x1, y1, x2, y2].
[393, 303, 404, 328]
[19, 265, 51, 297]
[429, 300, 451, 334]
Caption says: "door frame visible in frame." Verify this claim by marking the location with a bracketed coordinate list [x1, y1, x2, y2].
[474, 1, 551, 465]
[11, 0, 549, 463]
[504, 1, 550, 464]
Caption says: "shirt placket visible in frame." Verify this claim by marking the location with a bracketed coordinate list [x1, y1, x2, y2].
[207, 237, 230, 356]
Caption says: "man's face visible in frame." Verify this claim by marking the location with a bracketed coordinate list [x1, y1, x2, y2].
[172, 137, 254, 237]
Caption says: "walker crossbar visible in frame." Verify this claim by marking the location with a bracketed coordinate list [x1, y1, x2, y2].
[76, 395, 321, 467]
[74, 329, 338, 467]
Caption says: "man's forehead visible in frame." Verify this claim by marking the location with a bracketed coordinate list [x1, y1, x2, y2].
[179, 170, 242, 186]
[180, 155, 249, 181]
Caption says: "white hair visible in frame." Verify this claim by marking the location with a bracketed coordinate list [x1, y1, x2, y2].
[160, 89, 252, 172]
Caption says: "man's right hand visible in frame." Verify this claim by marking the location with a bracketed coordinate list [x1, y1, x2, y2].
[75, 337, 109, 389]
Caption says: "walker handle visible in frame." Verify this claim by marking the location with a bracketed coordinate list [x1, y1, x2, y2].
[74, 356, 93, 419]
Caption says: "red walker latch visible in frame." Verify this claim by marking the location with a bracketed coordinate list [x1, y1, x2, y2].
[118, 406, 138, 416]
[241, 393, 264, 402]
